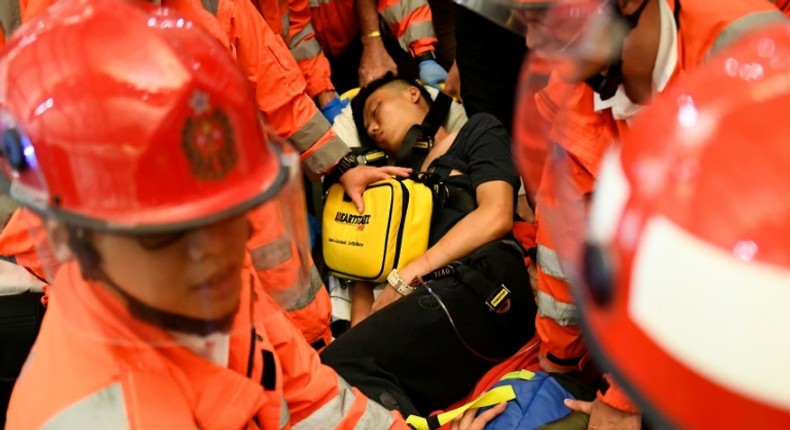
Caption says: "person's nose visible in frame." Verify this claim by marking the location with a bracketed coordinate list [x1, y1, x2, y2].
[184, 216, 242, 262]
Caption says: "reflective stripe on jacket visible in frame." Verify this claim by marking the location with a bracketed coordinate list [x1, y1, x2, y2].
[248, 205, 332, 348]
[532, 0, 786, 372]
[253, 0, 336, 98]
[308, 0, 436, 58]
[7, 261, 405, 429]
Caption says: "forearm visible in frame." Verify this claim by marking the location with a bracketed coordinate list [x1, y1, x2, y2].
[404, 205, 512, 278]
[356, 0, 381, 38]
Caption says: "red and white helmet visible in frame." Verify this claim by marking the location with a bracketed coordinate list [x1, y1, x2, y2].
[579, 23, 790, 428]
[0, 0, 291, 233]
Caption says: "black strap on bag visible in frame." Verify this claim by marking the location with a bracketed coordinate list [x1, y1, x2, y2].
[419, 240, 524, 313]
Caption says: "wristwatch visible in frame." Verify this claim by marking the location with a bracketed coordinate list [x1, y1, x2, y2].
[334, 153, 359, 177]
[415, 50, 437, 62]
[387, 269, 419, 296]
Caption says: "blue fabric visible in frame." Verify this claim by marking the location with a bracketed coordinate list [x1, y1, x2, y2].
[418, 59, 448, 89]
[320, 96, 350, 124]
[308, 214, 321, 250]
[480, 372, 574, 430]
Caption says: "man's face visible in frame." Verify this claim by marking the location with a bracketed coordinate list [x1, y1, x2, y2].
[362, 85, 428, 155]
[90, 213, 249, 322]
[519, 1, 618, 82]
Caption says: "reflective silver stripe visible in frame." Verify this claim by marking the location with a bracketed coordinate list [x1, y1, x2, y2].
[290, 111, 332, 153]
[398, 20, 435, 51]
[380, 0, 424, 29]
[293, 376, 393, 430]
[290, 23, 317, 48]
[354, 395, 394, 430]
[280, 395, 291, 429]
[251, 236, 293, 271]
[536, 244, 568, 282]
[43, 383, 128, 430]
[0, 0, 21, 37]
[302, 134, 349, 177]
[0, 0, 20, 36]
[281, 11, 290, 39]
[199, 0, 220, 16]
[308, 0, 332, 7]
[291, 38, 323, 61]
[288, 266, 324, 311]
[707, 11, 787, 59]
[536, 290, 579, 327]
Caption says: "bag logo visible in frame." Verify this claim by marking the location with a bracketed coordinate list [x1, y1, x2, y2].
[335, 211, 371, 231]
[181, 90, 237, 181]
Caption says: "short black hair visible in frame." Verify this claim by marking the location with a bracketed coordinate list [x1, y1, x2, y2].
[351, 73, 433, 148]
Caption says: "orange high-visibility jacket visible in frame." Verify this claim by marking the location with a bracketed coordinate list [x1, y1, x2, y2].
[531, 0, 785, 409]
[309, 0, 436, 58]
[253, 0, 335, 99]
[7, 260, 406, 429]
[23, 0, 348, 178]
[247, 204, 332, 348]
[16, 0, 339, 341]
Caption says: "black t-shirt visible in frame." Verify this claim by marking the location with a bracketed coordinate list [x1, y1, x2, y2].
[425, 113, 519, 245]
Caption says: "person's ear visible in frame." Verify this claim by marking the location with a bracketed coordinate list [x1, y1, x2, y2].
[617, 0, 647, 15]
[407, 86, 422, 104]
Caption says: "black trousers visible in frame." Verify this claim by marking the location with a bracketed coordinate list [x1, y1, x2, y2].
[0, 291, 45, 429]
[321, 245, 536, 417]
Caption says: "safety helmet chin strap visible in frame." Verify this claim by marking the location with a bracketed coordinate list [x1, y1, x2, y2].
[584, 0, 665, 100]
[98, 274, 239, 336]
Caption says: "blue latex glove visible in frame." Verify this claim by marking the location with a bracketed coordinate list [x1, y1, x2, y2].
[418, 59, 448, 89]
[319, 96, 350, 124]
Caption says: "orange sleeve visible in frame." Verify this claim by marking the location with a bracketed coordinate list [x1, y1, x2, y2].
[597, 374, 641, 414]
[20, 0, 54, 22]
[218, 0, 348, 177]
[0, 208, 49, 282]
[257, 280, 408, 428]
[377, 0, 436, 56]
[287, 0, 335, 98]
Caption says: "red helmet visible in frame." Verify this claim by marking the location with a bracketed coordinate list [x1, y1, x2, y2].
[579, 24, 790, 428]
[0, 0, 286, 233]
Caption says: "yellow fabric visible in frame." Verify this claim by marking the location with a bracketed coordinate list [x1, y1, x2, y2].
[322, 178, 432, 283]
[406, 386, 516, 430]
[406, 369, 536, 430]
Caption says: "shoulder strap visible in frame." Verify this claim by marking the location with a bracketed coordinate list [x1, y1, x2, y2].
[395, 91, 455, 170]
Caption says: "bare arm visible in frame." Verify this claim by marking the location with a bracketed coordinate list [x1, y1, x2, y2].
[372, 180, 514, 312]
[356, 0, 397, 86]
[400, 180, 514, 280]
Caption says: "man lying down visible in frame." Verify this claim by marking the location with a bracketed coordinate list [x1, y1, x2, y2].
[320, 74, 538, 419]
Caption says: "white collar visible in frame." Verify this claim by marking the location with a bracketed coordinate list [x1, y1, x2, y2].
[170, 330, 231, 367]
[594, 0, 678, 121]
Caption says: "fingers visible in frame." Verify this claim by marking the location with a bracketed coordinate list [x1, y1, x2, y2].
[348, 190, 365, 214]
[378, 166, 412, 177]
[452, 402, 508, 430]
[564, 399, 594, 415]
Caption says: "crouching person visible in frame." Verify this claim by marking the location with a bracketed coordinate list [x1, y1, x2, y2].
[1, 1, 502, 428]
[321, 75, 538, 418]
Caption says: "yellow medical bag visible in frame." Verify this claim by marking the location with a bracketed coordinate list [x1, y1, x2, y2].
[322, 178, 433, 283]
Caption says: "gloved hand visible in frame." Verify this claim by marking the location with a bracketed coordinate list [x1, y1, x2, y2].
[320, 95, 350, 124]
[418, 59, 448, 89]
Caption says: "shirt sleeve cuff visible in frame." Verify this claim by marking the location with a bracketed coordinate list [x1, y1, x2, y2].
[597, 374, 641, 414]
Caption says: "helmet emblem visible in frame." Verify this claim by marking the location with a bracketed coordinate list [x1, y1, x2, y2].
[181, 91, 237, 181]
